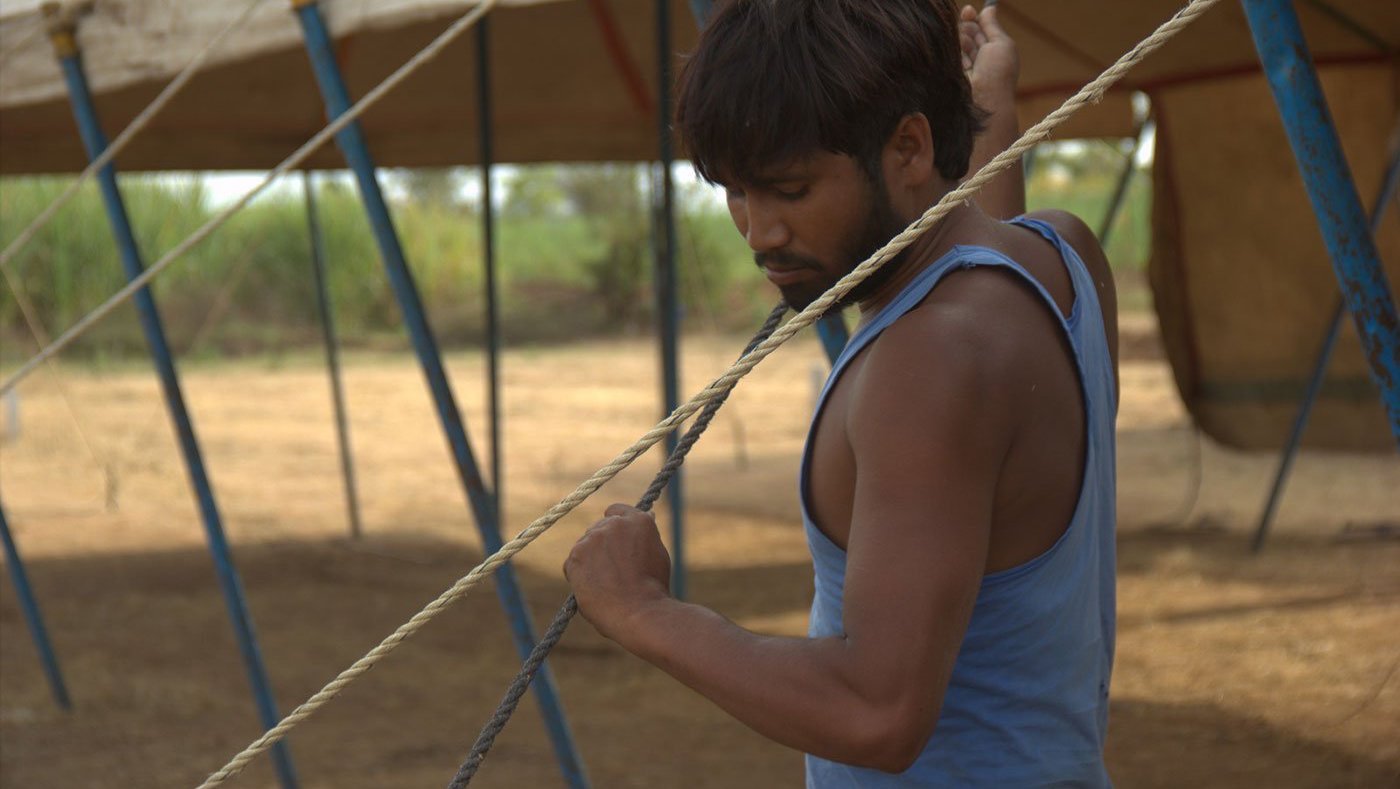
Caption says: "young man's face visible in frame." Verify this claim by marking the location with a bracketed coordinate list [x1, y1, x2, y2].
[721, 151, 906, 311]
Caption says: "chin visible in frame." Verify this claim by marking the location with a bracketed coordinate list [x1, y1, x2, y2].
[778, 283, 823, 312]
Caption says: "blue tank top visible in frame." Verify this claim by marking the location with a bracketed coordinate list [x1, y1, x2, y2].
[801, 216, 1117, 787]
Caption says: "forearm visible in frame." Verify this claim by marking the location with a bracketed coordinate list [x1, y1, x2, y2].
[968, 91, 1025, 219]
[616, 597, 927, 771]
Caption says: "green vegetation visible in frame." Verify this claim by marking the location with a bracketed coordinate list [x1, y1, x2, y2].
[1, 148, 1150, 362]
[0, 166, 767, 362]
[1027, 139, 1153, 271]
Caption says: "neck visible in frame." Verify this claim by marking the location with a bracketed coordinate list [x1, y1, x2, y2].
[854, 199, 990, 320]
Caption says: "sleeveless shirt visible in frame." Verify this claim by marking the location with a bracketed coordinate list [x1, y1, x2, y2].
[801, 217, 1117, 787]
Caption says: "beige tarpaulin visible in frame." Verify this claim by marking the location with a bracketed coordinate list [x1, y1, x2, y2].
[0, 0, 1397, 449]
[0, 0, 686, 171]
[0, 0, 1390, 169]
[1150, 63, 1399, 451]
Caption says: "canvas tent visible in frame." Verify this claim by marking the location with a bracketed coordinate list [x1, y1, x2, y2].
[0, 0, 1397, 450]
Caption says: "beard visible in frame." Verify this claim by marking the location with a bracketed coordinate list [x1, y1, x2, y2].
[754, 182, 908, 312]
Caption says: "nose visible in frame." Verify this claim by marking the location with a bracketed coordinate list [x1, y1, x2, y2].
[735, 196, 790, 254]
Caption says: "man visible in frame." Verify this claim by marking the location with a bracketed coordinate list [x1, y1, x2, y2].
[564, 1, 1119, 785]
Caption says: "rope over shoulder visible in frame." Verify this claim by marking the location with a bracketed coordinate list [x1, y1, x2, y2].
[181, 0, 1223, 783]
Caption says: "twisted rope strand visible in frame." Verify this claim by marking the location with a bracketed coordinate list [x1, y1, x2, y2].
[0, 0, 505, 396]
[195, 0, 1222, 783]
[447, 303, 788, 788]
[0, 0, 270, 273]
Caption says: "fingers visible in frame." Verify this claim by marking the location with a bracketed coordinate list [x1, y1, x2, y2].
[604, 502, 644, 519]
[585, 503, 655, 535]
[959, 3, 990, 72]
[979, 4, 1006, 40]
[960, 22, 978, 51]
[959, 10, 981, 71]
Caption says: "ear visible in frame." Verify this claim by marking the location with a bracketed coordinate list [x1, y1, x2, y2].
[881, 113, 937, 193]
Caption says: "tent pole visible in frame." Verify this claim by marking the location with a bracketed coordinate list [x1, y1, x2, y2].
[477, 19, 503, 521]
[44, 15, 298, 788]
[655, 0, 687, 601]
[1023, 144, 1040, 182]
[815, 314, 850, 363]
[1241, 0, 1400, 447]
[302, 171, 363, 540]
[289, 4, 588, 786]
[1098, 120, 1151, 246]
[686, 0, 715, 27]
[1252, 147, 1400, 553]
[0, 495, 71, 710]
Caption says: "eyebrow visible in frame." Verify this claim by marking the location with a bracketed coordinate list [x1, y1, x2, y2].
[746, 165, 813, 188]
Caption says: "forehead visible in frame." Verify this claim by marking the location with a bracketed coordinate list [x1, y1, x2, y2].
[718, 150, 860, 188]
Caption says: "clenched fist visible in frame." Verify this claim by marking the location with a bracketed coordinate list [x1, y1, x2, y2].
[564, 504, 673, 641]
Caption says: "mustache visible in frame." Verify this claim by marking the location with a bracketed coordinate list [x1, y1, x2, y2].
[754, 251, 822, 271]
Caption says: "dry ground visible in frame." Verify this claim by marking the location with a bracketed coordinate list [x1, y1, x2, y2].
[1, 321, 1397, 788]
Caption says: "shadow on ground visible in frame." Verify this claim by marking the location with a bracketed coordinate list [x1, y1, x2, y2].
[2, 529, 1397, 787]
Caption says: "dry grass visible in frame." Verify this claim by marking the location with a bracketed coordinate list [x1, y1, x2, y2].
[1, 324, 1397, 787]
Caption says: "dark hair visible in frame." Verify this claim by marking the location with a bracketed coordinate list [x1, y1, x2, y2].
[676, 0, 985, 186]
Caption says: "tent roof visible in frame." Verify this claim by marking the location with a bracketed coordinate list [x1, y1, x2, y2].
[0, 0, 1395, 173]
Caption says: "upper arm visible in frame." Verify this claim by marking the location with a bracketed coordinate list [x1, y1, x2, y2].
[836, 301, 1018, 740]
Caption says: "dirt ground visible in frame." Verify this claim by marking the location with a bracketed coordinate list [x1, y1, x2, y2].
[1, 317, 1397, 788]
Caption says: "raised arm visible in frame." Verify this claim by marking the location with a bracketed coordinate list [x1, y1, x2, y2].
[960, 3, 1025, 219]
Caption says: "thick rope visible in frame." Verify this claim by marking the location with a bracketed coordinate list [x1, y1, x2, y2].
[0, 0, 505, 396]
[191, 1, 1222, 783]
[0, 0, 270, 273]
[446, 303, 789, 788]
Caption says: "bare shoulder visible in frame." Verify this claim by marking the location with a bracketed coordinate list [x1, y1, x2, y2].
[843, 284, 1028, 494]
[1024, 209, 1114, 287]
[850, 269, 1049, 423]
[1025, 209, 1120, 372]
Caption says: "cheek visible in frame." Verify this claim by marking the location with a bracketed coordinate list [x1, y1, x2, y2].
[804, 195, 868, 265]
[726, 196, 748, 237]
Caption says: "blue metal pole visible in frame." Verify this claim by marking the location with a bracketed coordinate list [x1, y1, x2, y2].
[0, 495, 71, 710]
[686, 0, 715, 28]
[655, 0, 687, 601]
[814, 314, 850, 364]
[1098, 121, 1151, 246]
[477, 19, 504, 519]
[1240, 0, 1400, 446]
[48, 25, 298, 789]
[1023, 145, 1040, 182]
[289, 5, 588, 786]
[1252, 147, 1400, 553]
[303, 171, 364, 540]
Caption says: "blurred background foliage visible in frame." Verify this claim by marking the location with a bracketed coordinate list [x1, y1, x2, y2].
[0, 139, 1150, 362]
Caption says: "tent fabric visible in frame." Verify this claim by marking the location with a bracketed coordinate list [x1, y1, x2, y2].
[1149, 62, 1399, 451]
[0, 0, 681, 172]
[4, 0, 1393, 173]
